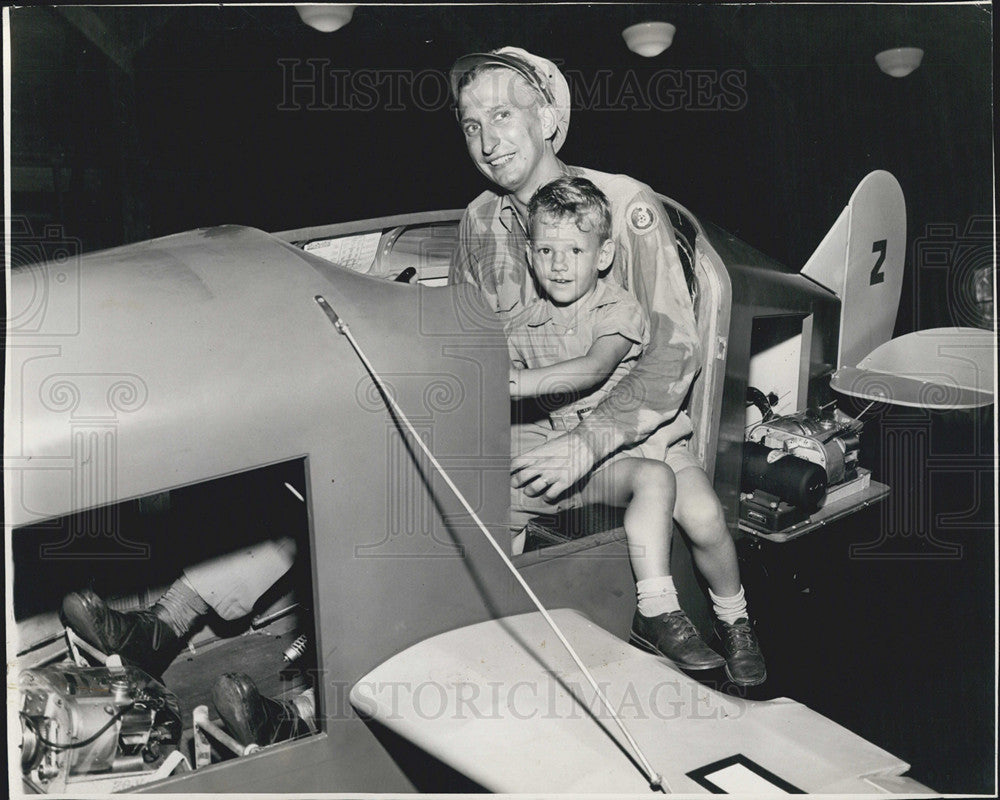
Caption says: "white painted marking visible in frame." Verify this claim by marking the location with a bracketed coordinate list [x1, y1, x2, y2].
[704, 762, 792, 794]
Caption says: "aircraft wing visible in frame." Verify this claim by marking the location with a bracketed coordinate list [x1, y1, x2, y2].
[350, 609, 933, 794]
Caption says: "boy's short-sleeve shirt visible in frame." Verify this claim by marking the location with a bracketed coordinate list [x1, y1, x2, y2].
[450, 164, 700, 443]
[506, 281, 650, 419]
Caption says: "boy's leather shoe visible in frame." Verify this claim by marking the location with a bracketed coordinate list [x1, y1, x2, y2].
[212, 673, 312, 747]
[716, 617, 767, 687]
[61, 589, 180, 680]
[630, 609, 726, 670]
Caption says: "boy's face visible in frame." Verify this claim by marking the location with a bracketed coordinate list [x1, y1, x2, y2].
[528, 215, 614, 306]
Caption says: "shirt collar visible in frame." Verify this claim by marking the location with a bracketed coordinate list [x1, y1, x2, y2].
[495, 160, 578, 233]
[524, 280, 620, 327]
[498, 194, 520, 233]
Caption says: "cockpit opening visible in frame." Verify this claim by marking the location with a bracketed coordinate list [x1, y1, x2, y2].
[14, 458, 323, 793]
[284, 199, 729, 560]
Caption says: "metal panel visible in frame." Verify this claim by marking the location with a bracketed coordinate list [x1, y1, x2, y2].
[701, 222, 841, 530]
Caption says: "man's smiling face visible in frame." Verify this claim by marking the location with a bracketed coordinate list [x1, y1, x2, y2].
[457, 68, 553, 197]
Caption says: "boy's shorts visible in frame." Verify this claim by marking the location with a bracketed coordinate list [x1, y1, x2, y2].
[510, 412, 701, 525]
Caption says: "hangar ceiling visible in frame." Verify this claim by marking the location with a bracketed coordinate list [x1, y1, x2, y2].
[8, 2, 993, 327]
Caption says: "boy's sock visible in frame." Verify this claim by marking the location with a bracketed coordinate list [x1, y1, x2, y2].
[636, 575, 681, 617]
[709, 585, 748, 625]
[154, 575, 210, 637]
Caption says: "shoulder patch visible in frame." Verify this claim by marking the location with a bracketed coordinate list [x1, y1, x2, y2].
[627, 201, 658, 234]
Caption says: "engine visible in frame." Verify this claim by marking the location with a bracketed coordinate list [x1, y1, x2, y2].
[746, 406, 862, 486]
[740, 404, 865, 532]
[19, 664, 182, 793]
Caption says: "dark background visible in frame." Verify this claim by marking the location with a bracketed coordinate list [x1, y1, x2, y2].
[9, 3, 993, 333]
[7, 2, 996, 794]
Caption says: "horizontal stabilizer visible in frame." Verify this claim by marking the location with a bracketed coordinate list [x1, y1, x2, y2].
[831, 327, 995, 409]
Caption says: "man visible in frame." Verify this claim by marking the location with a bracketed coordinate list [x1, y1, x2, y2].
[449, 47, 701, 506]
[448, 47, 765, 684]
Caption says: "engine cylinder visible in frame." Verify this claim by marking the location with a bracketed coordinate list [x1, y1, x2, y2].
[741, 441, 828, 508]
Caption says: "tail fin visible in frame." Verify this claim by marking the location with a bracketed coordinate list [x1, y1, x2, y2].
[800, 170, 906, 370]
[804, 171, 994, 409]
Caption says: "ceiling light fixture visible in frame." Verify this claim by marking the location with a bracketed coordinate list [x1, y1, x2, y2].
[295, 4, 356, 33]
[875, 47, 924, 78]
[622, 22, 676, 58]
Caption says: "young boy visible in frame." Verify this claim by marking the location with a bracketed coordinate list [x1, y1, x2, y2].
[507, 176, 765, 686]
